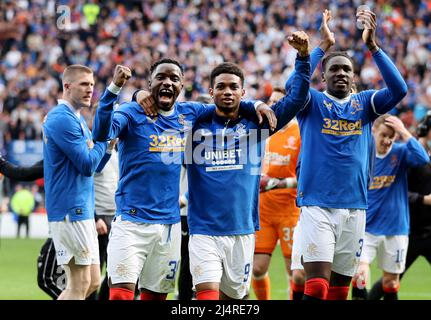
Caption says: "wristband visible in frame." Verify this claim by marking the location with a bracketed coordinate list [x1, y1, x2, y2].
[107, 82, 122, 95]
[265, 178, 279, 191]
[284, 177, 296, 188]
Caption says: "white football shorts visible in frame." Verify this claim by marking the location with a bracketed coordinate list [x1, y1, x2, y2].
[360, 232, 409, 274]
[290, 221, 303, 271]
[107, 216, 181, 293]
[49, 218, 99, 266]
[295, 206, 366, 277]
[189, 234, 255, 299]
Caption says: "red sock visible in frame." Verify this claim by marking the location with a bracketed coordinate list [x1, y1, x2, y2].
[252, 274, 271, 300]
[196, 289, 219, 300]
[140, 292, 167, 300]
[290, 279, 305, 300]
[109, 287, 135, 300]
[327, 286, 350, 300]
[304, 278, 329, 300]
[383, 284, 399, 293]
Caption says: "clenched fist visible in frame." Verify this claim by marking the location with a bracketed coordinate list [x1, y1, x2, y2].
[112, 65, 132, 88]
[287, 31, 310, 57]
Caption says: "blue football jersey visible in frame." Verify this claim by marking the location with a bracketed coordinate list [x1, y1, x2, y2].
[187, 56, 310, 236]
[43, 99, 108, 222]
[366, 139, 429, 235]
[296, 48, 407, 210]
[93, 90, 259, 224]
[296, 89, 378, 209]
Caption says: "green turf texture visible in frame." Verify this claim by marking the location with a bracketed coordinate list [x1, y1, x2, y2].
[0, 239, 429, 300]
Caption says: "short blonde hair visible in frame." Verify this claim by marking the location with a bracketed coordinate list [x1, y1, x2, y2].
[62, 64, 93, 85]
[373, 114, 392, 129]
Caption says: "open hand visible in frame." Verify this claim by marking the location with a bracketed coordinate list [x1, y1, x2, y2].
[256, 102, 277, 131]
[319, 9, 335, 52]
[357, 9, 378, 52]
[136, 90, 157, 116]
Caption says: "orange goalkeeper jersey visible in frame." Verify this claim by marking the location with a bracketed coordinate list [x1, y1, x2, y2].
[260, 120, 301, 217]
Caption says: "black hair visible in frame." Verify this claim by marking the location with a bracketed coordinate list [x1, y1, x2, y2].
[150, 58, 184, 76]
[210, 62, 244, 87]
[322, 51, 354, 71]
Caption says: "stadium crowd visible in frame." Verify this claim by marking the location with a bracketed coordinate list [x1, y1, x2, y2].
[0, 0, 430, 301]
[0, 0, 430, 149]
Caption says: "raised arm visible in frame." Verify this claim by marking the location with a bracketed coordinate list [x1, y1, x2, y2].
[134, 88, 279, 131]
[271, 31, 311, 131]
[358, 9, 408, 114]
[285, 9, 334, 92]
[92, 65, 132, 141]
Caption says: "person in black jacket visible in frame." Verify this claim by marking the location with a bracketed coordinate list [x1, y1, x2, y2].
[0, 156, 65, 299]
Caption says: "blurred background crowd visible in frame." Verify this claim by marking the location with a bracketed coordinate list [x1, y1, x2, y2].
[0, 0, 430, 213]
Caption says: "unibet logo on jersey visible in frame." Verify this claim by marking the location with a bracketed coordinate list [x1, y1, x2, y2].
[204, 148, 243, 172]
[321, 118, 362, 136]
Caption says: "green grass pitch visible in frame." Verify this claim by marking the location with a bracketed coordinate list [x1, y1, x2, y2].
[0, 238, 429, 300]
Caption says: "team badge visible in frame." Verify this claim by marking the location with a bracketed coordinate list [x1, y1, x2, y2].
[178, 114, 186, 125]
[351, 99, 363, 114]
[178, 114, 192, 130]
[323, 100, 332, 110]
[235, 123, 247, 137]
[390, 154, 398, 167]
[283, 136, 298, 150]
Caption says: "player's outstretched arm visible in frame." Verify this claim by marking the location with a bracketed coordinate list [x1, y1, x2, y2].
[134, 89, 278, 131]
[92, 65, 131, 142]
[272, 31, 311, 131]
[359, 10, 407, 114]
[285, 10, 334, 92]
[0, 157, 44, 181]
[318, 9, 335, 53]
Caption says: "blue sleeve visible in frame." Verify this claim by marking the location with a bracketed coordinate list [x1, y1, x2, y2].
[95, 152, 112, 173]
[370, 49, 408, 115]
[237, 100, 261, 119]
[404, 138, 429, 168]
[51, 116, 107, 177]
[92, 89, 124, 141]
[285, 47, 324, 92]
[182, 102, 216, 122]
[271, 55, 311, 131]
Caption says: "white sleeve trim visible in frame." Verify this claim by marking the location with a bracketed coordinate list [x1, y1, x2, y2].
[300, 92, 311, 111]
[180, 194, 188, 206]
[370, 91, 380, 116]
[107, 82, 122, 95]
[254, 101, 264, 109]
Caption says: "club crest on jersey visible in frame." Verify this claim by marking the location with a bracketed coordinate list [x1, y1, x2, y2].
[350, 99, 363, 115]
[323, 100, 333, 110]
[390, 154, 398, 167]
[178, 114, 192, 130]
[283, 136, 298, 150]
[235, 123, 247, 137]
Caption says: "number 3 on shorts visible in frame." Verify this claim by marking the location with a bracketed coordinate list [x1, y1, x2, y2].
[166, 260, 179, 279]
